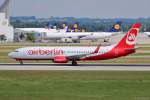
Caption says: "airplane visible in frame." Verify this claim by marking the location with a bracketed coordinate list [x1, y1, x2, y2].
[8, 23, 141, 65]
[15, 22, 122, 43]
[15, 26, 68, 33]
[58, 22, 122, 42]
[144, 32, 150, 37]
[80, 21, 122, 41]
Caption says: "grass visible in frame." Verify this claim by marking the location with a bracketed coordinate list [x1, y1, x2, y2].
[0, 71, 150, 100]
[132, 53, 150, 56]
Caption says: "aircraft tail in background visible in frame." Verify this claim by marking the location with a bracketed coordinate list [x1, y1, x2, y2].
[109, 21, 122, 32]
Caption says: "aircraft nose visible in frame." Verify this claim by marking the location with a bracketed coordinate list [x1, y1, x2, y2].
[8, 52, 14, 58]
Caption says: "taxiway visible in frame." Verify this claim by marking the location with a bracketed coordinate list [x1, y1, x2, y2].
[0, 64, 150, 71]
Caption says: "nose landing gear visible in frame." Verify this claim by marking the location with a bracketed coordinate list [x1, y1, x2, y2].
[19, 60, 23, 65]
[16, 59, 24, 65]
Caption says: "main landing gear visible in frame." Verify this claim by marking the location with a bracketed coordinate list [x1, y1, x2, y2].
[16, 59, 24, 65]
[19, 60, 23, 65]
[72, 60, 78, 66]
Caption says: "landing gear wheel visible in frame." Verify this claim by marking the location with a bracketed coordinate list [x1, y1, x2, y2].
[73, 40, 80, 43]
[19, 60, 23, 65]
[104, 38, 110, 42]
[72, 61, 78, 66]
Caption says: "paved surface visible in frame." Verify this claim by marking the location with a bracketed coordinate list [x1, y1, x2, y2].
[0, 64, 150, 71]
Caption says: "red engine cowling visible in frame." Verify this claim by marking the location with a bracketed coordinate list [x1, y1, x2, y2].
[53, 56, 68, 63]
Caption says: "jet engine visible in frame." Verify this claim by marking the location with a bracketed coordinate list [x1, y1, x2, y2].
[53, 55, 68, 63]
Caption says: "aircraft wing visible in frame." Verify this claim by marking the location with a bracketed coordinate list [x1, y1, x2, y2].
[67, 54, 87, 60]
[67, 45, 101, 60]
[64, 32, 90, 38]
[80, 32, 111, 40]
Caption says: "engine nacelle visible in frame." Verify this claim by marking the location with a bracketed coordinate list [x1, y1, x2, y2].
[71, 36, 79, 40]
[59, 38, 73, 43]
[53, 56, 68, 63]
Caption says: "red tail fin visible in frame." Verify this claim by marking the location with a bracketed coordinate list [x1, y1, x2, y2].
[116, 23, 141, 49]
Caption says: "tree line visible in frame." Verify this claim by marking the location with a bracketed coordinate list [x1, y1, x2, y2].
[10, 20, 150, 32]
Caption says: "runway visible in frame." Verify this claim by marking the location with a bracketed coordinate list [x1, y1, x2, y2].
[0, 64, 150, 71]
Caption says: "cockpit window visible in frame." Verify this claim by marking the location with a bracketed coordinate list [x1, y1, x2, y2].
[14, 51, 19, 52]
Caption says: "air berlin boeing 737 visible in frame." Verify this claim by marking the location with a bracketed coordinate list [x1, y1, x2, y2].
[8, 23, 141, 65]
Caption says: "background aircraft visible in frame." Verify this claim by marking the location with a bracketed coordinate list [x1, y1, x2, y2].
[144, 32, 150, 37]
[15, 22, 122, 43]
[8, 23, 141, 65]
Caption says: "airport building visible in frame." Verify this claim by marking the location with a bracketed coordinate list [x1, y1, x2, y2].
[0, 0, 14, 42]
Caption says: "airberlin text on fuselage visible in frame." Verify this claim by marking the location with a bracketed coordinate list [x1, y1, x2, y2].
[27, 49, 63, 55]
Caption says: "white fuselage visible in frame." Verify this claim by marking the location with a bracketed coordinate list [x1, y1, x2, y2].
[15, 28, 66, 33]
[8, 45, 115, 60]
[144, 32, 150, 37]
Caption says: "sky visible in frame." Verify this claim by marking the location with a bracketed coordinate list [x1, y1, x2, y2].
[1, 0, 150, 18]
